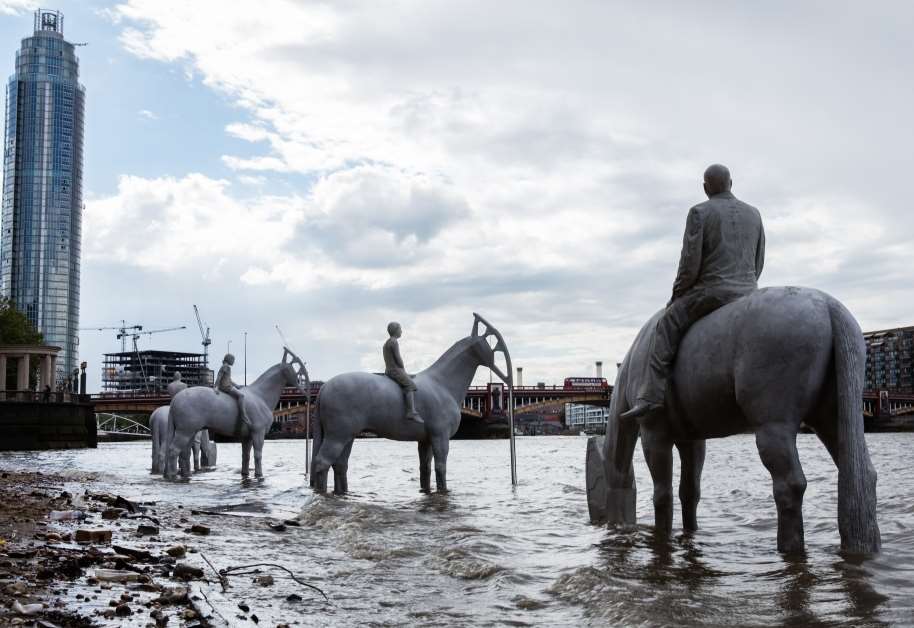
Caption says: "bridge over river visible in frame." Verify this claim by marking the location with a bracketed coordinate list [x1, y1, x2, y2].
[90, 384, 914, 438]
[90, 382, 612, 438]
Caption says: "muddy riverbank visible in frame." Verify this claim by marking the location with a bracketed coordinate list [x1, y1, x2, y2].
[0, 469, 323, 627]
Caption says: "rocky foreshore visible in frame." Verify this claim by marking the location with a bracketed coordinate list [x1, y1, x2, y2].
[0, 470, 312, 627]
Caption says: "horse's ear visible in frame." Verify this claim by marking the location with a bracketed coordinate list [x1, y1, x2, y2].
[472, 312, 484, 337]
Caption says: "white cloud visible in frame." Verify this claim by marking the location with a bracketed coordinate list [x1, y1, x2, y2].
[137, 108, 158, 120]
[0, 1, 36, 16]
[94, 1, 914, 387]
[84, 173, 304, 273]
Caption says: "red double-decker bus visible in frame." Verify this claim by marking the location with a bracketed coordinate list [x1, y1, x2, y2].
[563, 377, 609, 390]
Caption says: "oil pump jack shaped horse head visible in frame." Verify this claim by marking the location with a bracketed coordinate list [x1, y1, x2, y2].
[165, 347, 309, 481]
[311, 313, 513, 495]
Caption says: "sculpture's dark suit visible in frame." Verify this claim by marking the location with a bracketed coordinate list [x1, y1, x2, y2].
[638, 190, 765, 405]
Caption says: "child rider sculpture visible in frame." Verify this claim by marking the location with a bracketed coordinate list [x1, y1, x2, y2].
[214, 353, 250, 430]
[383, 322, 424, 424]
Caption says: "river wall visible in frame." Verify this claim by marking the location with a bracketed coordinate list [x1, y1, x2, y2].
[0, 401, 97, 450]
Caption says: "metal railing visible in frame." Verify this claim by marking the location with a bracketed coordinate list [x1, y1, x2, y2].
[0, 390, 89, 403]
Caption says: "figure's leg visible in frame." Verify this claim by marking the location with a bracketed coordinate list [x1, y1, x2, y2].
[241, 437, 252, 479]
[756, 425, 807, 554]
[418, 441, 432, 493]
[431, 436, 450, 493]
[641, 428, 675, 535]
[676, 439, 706, 532]
[238, 393, 251, 427]
[332, 440, 354, 495]
[252, 432, 266, 480]
[405, 390, 424, 423]
[640, 300, 691, 405]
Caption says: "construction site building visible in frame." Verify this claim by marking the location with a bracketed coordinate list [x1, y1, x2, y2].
[102, 350, 212, 394]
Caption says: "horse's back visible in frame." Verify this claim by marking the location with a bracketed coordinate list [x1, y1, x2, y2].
[673, 287, 835, 435]
[319, 371, 442, 441]
[171, 386, 236, 433]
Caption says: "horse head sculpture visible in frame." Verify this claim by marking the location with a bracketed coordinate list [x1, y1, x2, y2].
[282, 346, 311, 397]
[470, 312, 514, 388]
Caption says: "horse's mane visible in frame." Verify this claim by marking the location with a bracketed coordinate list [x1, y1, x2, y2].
[421, 336, 475, 376]
[249, 362, 286, 388]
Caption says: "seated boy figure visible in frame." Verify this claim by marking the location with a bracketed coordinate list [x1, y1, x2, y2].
[383, 322, 424, 424]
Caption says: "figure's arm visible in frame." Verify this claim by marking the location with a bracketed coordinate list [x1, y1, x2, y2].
[755, 220, 766, 280]
[670, 207, 704, 304]
[391, 340, 405, 369]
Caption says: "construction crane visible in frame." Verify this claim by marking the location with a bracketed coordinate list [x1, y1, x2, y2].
[193, 305, 212, 369]
[80, 321, 143, 352]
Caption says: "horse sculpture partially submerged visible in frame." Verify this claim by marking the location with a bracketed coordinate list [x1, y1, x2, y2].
[151, 407, 216, 474]
[311, 313, 512, 494]
[586, 287, 881, 554]
[164, 348, 308, 480]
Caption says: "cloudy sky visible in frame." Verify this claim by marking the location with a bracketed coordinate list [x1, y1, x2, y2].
[2, 1, 912, 391]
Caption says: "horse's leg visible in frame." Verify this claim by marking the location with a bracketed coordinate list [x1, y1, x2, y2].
[675, 439, 706, 532]
[241, 437, 252, 479]
[167, 431, 193, 480]
[332, 440, 353, 495]
[641, 428, 675, 536]
[179, 442, 192, 479]
[253, 432, 266, 480]
[192, 434, 201, 472]
[314, 469, 328, 493]
[313, 438, 347, 494]
[756, 425, 807, 554]
[431, 436, 450, 493]
[418, 441, 432, 493]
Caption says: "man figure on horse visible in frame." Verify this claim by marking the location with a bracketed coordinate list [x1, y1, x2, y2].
[384, 322, 424, 423]
[166, 371, 187, 398]
[622, 164, 766, 420]
[214, 353, 251, 430]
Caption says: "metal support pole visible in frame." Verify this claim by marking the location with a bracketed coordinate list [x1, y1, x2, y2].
[305, 398, 311, 476]
[508, 384, 517, 486]
[243, 331, 247, 386]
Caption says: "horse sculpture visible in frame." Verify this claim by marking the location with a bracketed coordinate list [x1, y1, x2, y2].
[151, 406, 216, 474]
[586, 287, 881, 554]
[164, 348, 308, 480]
[311, 313, 512, 495]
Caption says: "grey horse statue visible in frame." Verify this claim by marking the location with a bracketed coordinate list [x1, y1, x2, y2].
[311, 313, 512, 495]
[164, 348, 308, 480]
[586, 287, 881, 555]
[151, 406, 216, 474]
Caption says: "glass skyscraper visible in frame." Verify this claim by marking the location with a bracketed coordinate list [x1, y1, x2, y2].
[1, 9, 85, 382]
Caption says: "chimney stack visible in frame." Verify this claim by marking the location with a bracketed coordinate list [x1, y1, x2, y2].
[595, 361, 603, 378]
[516, 367, 523, 387]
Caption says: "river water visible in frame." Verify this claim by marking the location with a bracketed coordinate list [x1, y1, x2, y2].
[2, 433, 913, 627]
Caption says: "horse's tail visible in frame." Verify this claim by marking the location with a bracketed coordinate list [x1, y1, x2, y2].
[828, 297, 881, 553]
[309, 388, 324, 486]
[586, 357, 638, 525]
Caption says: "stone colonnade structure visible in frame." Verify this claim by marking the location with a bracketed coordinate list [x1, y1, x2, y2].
[0, 345, 60, 394]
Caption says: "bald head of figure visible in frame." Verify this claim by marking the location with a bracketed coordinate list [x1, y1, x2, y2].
[703, 164, 732, 198]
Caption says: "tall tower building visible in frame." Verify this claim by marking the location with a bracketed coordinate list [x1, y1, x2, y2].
[1, 9, 85, 382]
